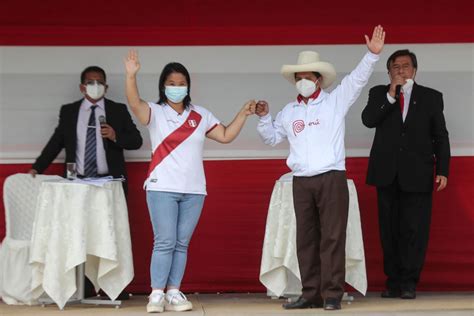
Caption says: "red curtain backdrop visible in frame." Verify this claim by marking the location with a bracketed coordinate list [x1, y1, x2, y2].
[1, 157, 473, 293]
[1, 0, 473, 45]
[1, 0, 473, 293]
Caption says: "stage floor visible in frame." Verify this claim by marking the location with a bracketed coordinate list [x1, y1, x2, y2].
[1, 292, 473, 315]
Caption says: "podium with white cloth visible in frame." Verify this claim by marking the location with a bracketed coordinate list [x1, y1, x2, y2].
[29, 179, 134, 309]
[259, 173, 367, 298]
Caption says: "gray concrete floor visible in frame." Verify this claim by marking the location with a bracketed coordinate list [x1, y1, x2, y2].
[0, 292, 473, 315]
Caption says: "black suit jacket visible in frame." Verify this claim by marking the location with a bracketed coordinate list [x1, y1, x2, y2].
[362, 83, 450, 192]
[32, 98, 143, 179]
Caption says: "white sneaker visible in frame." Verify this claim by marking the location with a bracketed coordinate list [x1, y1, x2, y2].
[165, 290, 193, 312]
[147, 291, 165, 313]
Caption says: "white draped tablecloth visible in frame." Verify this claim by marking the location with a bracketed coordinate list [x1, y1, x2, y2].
[29, 180, 134, 309]
[259, 174, 367, 297]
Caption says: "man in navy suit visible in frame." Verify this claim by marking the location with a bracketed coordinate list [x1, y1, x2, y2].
[362, 50, 450, 299]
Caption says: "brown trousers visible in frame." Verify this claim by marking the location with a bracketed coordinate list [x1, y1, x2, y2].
[293, 170, 349, 302]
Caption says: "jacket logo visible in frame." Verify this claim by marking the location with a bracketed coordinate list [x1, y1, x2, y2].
[188, 119, 197, 127]
[292, 120, 305, 136]
[308, 119, 320, 126]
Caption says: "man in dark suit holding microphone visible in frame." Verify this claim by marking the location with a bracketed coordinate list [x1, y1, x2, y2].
[362, 49, 450, 299]
[29, 66, 143, 192]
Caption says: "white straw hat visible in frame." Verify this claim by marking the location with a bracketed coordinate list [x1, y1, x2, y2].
[281, 51, 336, 89]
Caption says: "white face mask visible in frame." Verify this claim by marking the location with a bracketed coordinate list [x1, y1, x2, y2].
[85, 82, 105, 100]
[165, 86, 188, 103]
[296, 79, 317, 98]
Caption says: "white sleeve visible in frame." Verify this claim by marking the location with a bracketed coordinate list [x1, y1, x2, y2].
[146, 102, 158, 152]
[331, 51, 380, 116]
[146, 102, 157, 128]
[386, 92, 396, 104]
[257, 112, 287, 146]
[206, 110, 220, 133]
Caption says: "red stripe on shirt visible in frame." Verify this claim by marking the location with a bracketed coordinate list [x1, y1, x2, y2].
[146, 107, 152, 126]
[147, 110, 202, 178]
[206, 123, 219, 134]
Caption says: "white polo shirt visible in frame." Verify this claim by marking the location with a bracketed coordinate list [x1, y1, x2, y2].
[258, 51, 379, 177]
[145, 102, 220, 194]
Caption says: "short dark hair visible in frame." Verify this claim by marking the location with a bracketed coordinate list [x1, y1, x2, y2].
[80, 66, 107, 84]
[158, 62, 191, 108]
[294, 72, 322, 80]
[386, 49, 418, 70]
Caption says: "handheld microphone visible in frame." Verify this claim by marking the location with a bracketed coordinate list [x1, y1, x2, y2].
[98, 115, 106, 126]
[98, 115, 108, 150]
[395, 85, 402, 99]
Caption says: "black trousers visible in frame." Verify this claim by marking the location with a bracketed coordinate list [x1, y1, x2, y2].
[377, 180, 432, 291]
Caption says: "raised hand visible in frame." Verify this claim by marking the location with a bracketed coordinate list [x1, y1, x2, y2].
[124, 49, 141, 76]
[365, 25, 385, 55]
[124, 49, 150, 125]
[255, 100, 269, 117]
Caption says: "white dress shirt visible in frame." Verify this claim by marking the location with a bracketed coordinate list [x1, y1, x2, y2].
[386, 83, 413, 122]
[75, 98, 109, 176]
[258, 51, 379, 177]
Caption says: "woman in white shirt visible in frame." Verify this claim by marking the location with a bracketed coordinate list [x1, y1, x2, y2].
[124, 49, 255, 313]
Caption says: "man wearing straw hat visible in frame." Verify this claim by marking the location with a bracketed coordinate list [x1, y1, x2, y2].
[256, 25, 385, 310]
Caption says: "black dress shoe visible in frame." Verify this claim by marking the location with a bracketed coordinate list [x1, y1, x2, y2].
[83, 278, 97, 298]
[324, 297, 341, 310]
[115, 291, 130, 300]
[400, 289, 416, 299]
[381, 288, 401, 298]
[282, 296, 323, 309]
[84, 277, 130, 300]
[97, 289, 130, 301]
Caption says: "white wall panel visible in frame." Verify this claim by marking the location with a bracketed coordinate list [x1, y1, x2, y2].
[0, 44, 472, 163]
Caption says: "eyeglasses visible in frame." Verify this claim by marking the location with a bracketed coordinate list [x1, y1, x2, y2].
[83, 80, 106, 86]
[390, 64, 413, 72]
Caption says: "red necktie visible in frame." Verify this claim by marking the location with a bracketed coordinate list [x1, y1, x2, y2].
[399, 92, 405, 114]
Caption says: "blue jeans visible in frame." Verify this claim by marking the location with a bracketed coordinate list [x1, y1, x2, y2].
[146, 191, 205, 289]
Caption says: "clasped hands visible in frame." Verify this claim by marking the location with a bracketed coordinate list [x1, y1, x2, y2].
[241, 100, 269, 117]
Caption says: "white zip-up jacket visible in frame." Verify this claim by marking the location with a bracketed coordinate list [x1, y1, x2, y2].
[258, 51, 379, 177]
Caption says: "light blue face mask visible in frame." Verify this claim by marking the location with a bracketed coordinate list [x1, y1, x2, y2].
[165, 86, 188, 103]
